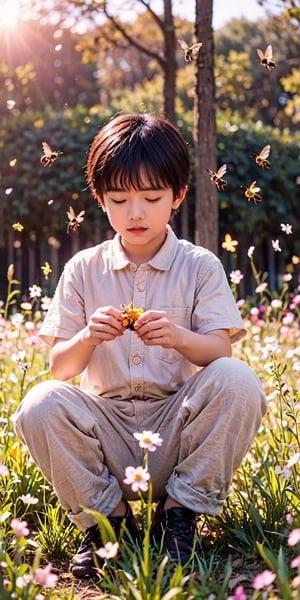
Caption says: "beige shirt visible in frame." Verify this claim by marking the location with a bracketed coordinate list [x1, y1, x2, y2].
[40, 226, 246, 399]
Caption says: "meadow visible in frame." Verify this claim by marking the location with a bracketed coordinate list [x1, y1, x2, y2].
[0, 246, 299, 600]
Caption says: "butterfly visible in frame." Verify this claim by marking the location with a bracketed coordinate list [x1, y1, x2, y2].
[66, 206, 85, 234]
[207, 164, 227, 190]
[257, 45, 277, 70]
[241, 181, 262, 204]
[40, 142, 63, 167]
[251, 145, 271, 169]
[177, 38, 202, 62]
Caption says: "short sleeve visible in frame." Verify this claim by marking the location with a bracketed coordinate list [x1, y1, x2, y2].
[192, 253, 246, 343]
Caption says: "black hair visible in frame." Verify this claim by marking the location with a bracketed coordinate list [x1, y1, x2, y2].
[86, 113, 190, 200]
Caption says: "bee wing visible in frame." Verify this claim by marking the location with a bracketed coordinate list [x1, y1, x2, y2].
[67, 206, 76, 220]
[258, 144, 271, 159]
[257, 48, 264, 60]
[191, 42, 203, 52]
[264, 44, 273, 59]
[42, 142, 52, 154]
[250, 181, 261, 193]
[216, 164, 227, 178]
[178, 38, 189, 50]
[77, 210, 86, 222]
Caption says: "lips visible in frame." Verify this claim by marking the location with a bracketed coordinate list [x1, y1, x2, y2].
[128, 227, 147, 232]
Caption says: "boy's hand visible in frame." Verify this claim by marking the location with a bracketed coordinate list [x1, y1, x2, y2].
[85, 306, 125, 344]
[134, 310, 179, 349]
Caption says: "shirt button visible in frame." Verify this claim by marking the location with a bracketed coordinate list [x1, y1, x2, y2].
[130, 264, 137, 272]
[137, 283, 144, 292]
[133, 356, 141, 365]
[134, 385, 142, 393]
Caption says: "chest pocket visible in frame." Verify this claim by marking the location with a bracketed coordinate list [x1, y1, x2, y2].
[154, 307, 190, 364]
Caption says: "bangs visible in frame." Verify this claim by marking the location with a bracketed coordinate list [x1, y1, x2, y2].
[101, 145, 172, 192]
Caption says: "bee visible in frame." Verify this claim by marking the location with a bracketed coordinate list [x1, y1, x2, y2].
[207, 164, 227, 191]
[241, 181, 262, 204]
[66, 206, 85, 234]
[40, 142, 63, 167]
[251, 144, 271, 169]
[257, 45, 277, 70]
[177, 38, 202, 62]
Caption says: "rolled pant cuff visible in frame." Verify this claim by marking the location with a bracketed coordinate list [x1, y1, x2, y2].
[68, 490, 123, 531]
[166, 475, 226, 516]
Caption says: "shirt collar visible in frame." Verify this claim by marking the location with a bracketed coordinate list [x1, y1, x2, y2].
[109, 225, 178, 271]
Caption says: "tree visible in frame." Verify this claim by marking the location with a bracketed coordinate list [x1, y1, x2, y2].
[193, 0, 218, 252]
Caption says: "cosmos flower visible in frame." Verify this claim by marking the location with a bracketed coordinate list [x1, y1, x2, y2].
[253, 570, 276, 590]
[96, 541, 119, 560]
[123, 465, 150, 492]
[133, 430, 163, 452]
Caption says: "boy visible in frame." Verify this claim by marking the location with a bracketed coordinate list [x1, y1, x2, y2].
[14, 113, 267, 578]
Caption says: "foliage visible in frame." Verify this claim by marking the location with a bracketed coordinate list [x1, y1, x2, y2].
[0, 242, 300, 598]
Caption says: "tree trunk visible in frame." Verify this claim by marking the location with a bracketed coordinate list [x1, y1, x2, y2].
[162, 0, 176, 122]
[193, 0, 218, 253]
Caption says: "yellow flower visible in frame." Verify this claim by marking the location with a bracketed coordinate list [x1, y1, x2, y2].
[12, 222, 24, 232]
[221, 233, 239, 253]
[121, 302, 145, 330]
[41, 261, 52, 280]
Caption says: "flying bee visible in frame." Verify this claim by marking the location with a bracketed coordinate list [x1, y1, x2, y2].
[66, 206, 85, 234]
[241, 181, 262, 204]
[207, 164, 227, 191]
[40, 142, 63, 167]
[177, 38, 202, 62]
[251, 144, 271, 169]
[257, 45, 277, 70]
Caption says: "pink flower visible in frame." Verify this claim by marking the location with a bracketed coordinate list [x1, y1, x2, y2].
[33, 563, 58, 588]
[228, 584, 247, 600]
[96, 541, 119, 559]
[0, 460, 9, 477]
[11, 518, 29, 537]
[19, 493, 39, 505]
[255, 282, 268, 293]
[230, 270, 244, 284]
[253, 570, 276, 590]
[123, 465, 150, 492]
[291, 555, 300, 569]
[133, 430, 163, 452]
[288, 528, 300, 546]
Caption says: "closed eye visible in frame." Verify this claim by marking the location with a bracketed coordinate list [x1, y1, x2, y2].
[145, 197, 161, 202]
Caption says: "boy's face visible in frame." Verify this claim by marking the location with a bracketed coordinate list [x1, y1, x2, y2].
[97, 175, 186, 262]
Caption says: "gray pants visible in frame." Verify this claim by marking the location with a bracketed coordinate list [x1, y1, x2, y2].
[14, 357, 267, 531]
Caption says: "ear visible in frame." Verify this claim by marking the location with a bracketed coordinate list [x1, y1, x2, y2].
[172, 185, 188, 210]
[95, 192, 106, 212]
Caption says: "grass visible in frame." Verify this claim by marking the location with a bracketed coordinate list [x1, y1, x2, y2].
[0, 253, 299, 599]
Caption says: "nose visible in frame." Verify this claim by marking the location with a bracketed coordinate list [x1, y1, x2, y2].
[128, 201, 144, 221]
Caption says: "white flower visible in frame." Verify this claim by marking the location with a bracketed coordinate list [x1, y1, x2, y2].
[271, 299, 282, 309]
[272, 239, 282, 252]
[96, 541, 119, 559]
[41, 296, 52, 311]
[0, 461, 9, 477]
[248, 245, 255, 258]
[123, 465, 150, 492]
[29, 285, 42, 298]
[133, 430, 163, 452]
[230, 270, 244, 284]
[19, 493, 39, 505]
[281, 223, 292, 235]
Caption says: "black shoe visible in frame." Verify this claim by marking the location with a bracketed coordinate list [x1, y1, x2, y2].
[70, 500, 140, 578]
[150, 498, 197, 564]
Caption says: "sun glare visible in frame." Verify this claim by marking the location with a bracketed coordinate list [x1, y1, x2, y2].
[0, 0, 20, 28]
